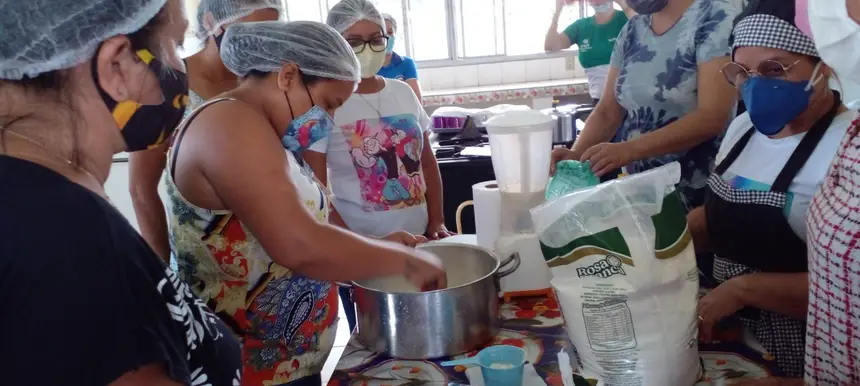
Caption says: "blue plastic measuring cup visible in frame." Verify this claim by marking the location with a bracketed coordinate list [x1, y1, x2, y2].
[441, 345, 526, 386]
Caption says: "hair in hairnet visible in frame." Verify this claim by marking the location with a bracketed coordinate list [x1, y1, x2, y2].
[382, 13, 398, 32]
[195, 0, 283, 39]
[220, 21, 360, 82]
[0, 0, 167, 80]
[326, 0, 385, 34]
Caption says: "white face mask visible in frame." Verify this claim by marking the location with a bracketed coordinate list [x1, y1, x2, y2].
[356, 49, 386, 79]
[809, 0, 860, 82]
[591, 2, 613, 13]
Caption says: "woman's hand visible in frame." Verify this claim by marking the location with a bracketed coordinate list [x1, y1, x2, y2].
[581, 142, 635, 177]
[425, 220, 453, 240]
[402, 248, 448, 291]
[382, 231, 427, 247]
[550, 147, 580, 175]
[698, 277, 746, 342]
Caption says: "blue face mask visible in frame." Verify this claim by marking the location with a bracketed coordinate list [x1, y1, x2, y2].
[282, 83, 334, 158]
[741, 65, 820, 136]
[385, 35, 396, 54]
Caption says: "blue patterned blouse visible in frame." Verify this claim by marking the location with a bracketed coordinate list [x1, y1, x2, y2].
[610, 0, 742, 208]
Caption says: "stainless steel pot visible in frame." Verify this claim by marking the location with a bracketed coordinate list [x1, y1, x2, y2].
[347, 243, 521, 359]
[541, 107, 575, 144]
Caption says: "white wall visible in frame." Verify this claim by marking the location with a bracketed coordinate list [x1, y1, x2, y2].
[420, 56, 584, 91]
[105, 161, 170, 231]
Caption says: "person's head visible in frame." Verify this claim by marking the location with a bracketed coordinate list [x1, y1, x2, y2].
[382, 13, 398, 55]
[587, 0, 614, 14]
[798, 0, 860, 83]
[327, 0, 388, 79]
[725, 2, 833, 136]
[220, 20, 359, 122]
[0, 0, 190, 165]
[194, 0, 283, 76]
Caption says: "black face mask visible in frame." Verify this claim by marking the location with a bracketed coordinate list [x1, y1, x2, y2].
[93, 48, 190, 152]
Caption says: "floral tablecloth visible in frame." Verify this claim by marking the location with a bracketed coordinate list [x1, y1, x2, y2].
[327, 296, 780, 386]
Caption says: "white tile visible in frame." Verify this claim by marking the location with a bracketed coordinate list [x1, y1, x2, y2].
[453, 65, 480, 88]
[418, 68, 439, 90]
[573, 57, 587, 78]
[532, 96, 554, 110]
[500, 60, 526, 84]
[551, 56, 577, 80]
[430, 67, 456, 90]
[525, 59, 552, 83]
[477, 63, 503, 86]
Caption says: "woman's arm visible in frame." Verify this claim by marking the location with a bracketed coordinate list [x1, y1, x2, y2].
[570, 66, 627, 158]
[420, 131, 446, 236]
[193, 103, 443, 284]
[623, 57, 736, 161]
[128, 145, 170, 262]
[545, 2, 574, 52]
[687, 206, 711, 252]
[110, 364, 183, 386]
[405, 79, 423, 101]
[733, 273, 809, 319]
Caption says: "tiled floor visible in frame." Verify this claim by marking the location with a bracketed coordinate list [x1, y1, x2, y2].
[321, 301, 352, 384]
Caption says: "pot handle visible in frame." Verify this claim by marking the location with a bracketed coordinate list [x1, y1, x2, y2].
[497, 252, 522, 278]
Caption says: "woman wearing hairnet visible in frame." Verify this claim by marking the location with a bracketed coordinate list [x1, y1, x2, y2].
[309, 0, 450, 333]
[130, 0, 282, 262]
[166, 20, 447, 385]
[0, 0, 243, 384]
[377, 13, 423, 100]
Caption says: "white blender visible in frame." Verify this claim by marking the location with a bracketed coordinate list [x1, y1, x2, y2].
[482, 109, 555, 300]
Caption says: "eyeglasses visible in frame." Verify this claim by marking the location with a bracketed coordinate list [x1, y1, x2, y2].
[346, 36, 389, 53]
[720, 59, 801, 88]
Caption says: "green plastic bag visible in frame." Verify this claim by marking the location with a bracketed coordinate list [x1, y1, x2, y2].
[546, 160, 600, 200]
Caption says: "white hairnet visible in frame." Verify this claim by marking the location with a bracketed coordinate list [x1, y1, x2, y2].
[326, 0, 385, 34]
[195, 0, 283, 39]
[220, 21, 360, 82]
[0, 0, 167, 80]
[382, 13, 398, 32]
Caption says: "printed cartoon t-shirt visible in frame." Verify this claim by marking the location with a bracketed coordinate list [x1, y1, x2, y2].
[311, 78, 430, 238]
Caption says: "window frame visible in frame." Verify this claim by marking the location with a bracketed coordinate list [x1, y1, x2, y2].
[281, 0, 585, 67]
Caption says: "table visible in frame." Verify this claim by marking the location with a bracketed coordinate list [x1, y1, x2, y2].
[327, 295, 781, 385]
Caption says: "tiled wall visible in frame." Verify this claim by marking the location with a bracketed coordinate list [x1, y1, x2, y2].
[420, 56, 586, 91]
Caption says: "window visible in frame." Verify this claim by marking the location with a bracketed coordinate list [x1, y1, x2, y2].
[277, 0, 592, 63]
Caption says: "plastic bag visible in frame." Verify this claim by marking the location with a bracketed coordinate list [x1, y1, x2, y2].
[546, 160, 600, 200]
[530, 162, 700, 386]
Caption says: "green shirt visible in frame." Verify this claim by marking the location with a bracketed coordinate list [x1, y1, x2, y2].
[563, 10, 628, 69]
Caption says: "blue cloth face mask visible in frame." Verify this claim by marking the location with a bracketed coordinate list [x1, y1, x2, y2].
[281, 80, 334, 158]
[626, 0, 668, 14]
[741, 63, 822, 136]
[385, 36, 396, 53]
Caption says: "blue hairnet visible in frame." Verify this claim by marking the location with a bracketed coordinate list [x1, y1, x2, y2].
[220, 20, 360, 82]
[326, 0, 385, 34]
[0, 0, 167, 80]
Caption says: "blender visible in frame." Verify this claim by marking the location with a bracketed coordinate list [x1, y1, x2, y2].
[483, 110, 554, 300]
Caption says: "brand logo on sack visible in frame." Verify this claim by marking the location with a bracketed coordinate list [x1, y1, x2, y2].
[576, 255, 625, 278]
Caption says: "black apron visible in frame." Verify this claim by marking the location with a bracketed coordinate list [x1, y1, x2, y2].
[703, 94, 841, 378]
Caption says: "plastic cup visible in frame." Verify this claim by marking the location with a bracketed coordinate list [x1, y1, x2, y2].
[478, 345, 526, 386]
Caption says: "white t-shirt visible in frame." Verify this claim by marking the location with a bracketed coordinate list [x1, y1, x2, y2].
[715, 110, 856, 240]
[310, 78, 430, 238]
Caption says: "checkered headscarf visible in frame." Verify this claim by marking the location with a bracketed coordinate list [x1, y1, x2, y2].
[731, 0, 818, 58]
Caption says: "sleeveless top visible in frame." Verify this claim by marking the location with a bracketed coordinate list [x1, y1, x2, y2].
[165, 98, 337, 385]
